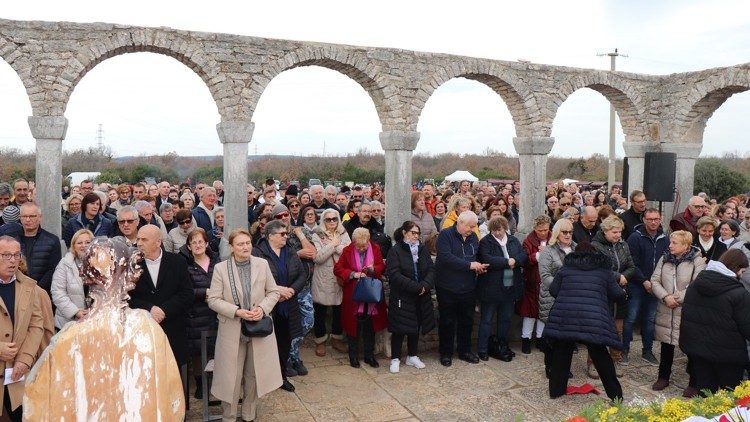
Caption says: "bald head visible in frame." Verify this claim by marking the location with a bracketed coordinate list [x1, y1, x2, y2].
[581, 206, 598, 229]
[137, 225, 162, 259]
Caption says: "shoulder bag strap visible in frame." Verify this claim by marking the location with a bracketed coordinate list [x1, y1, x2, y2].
[226, 256, 243, 309]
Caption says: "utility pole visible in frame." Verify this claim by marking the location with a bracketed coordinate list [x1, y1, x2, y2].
[597, 48, 627, 191]
[95, 123, 105, 149]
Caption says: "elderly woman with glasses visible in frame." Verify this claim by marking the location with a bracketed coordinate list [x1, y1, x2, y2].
[518, 215, 552, 354]
[287, 198, 302, 225]
[298, 205, 318, 233]
[334, 227, 387, 368]
[252, 220, 306, 392]
[538, 218, 576, 376]
[168, 209, 196, 252]
[311, 209, 351, 356]
[386, 220, 435, 373]
[477, 216, 527, 362]
[61, 193, 82, 235]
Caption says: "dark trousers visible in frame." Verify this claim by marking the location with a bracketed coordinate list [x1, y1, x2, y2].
[437, 289, 475, 357]
[691, 355, 744, 394]
[3, 386, 22, 422]
[477, 299, 514, 354]
[391, 333, 418, 359]
[348, 314, 375, 359]
[313, 303, 342, 338]
[549, 339, 622, 401]
[658, 342, 695, 387]
[273, 313, 291, 378]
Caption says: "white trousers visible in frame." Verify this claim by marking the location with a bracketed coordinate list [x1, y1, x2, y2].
[521, 317, 545, 339]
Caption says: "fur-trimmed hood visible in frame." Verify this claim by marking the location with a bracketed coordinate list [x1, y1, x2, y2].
[563, 250, 612, 271]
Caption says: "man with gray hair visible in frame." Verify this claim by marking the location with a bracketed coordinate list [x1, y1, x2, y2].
[309, 185, 336, 216]
[114, 206, 140, 247]
[435, 210, 487, 367]
[573, 206, 600, 244]
[669, 195, 708, 238]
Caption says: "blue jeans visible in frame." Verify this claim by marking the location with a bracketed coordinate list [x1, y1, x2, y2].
[477, 299, 514, 354]
[623, 283, 657, 353]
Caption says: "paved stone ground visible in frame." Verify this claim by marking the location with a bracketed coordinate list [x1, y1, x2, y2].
[185, 337, 690, 421]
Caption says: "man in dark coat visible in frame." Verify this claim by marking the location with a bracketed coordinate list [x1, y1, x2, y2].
[129, 225, 193, 370]
[435, 211, 487, 366]
[573, 206, 600, 244]
[620, 190, 647, 239]
[344, 202, 390, 256]
[10, 203, 61, 295]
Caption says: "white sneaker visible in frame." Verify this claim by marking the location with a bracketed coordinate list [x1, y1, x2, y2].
[389, 358, 400, 373]
[405, 355, 426, 369]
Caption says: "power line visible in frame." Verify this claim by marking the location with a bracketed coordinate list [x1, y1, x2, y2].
[597, 48, 627, 190]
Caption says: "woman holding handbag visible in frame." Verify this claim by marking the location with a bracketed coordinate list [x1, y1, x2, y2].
[207, 228, 282, 422]
[334, 227, 387, 368]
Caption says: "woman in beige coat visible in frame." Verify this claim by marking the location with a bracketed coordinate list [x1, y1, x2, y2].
[207, 229, 283, 422]
[646, 230, 705, 397]
[311, 208, 351, 356]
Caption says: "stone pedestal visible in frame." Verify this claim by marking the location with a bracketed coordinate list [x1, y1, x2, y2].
[513, 137, 554, 235]
[622, 141, 658, 195]
[660, 143, 702, 220]
[28, 116, 68, 238]
[216, 120, 254, 235]
[380, 130, 419, 239]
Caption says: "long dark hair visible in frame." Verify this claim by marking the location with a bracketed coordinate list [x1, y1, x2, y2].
[393, 220, 418, 242]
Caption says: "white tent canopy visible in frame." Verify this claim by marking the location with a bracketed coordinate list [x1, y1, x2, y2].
[444, 170, 479, 182]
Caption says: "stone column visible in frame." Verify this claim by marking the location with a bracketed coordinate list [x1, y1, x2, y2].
[513, 137, 554, 235]
[28, 116, 68, 238]
[660, 143, 702, 219]
[380, 130, 419, 239]
[216, 120, 254, 235]
[622, 141, 657, 195]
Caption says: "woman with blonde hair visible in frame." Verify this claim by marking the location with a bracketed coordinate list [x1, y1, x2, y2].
[648, 230, 706, 397]
[694, 216, 726, 264]
[442, 195, 479, 236]
[51, 229, 94, 329]
[207, 228, 284, 421]
[311, 208, 351, 356]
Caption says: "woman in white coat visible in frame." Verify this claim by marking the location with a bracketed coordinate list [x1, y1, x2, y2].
[51, 229, 93, 329]
[207, 228, 283, 422]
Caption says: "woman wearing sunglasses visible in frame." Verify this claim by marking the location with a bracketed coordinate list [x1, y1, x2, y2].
[167, 209, 196, 252]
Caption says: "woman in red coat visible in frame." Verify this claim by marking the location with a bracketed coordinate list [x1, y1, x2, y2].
[517, 215, 552, 354]
[334, 227, 387, 368]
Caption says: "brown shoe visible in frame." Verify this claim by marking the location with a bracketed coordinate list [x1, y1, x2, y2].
[652, 379, 670, 391]
[331, 338, 348, 354]
[315, 342, 326, 357]
[682, 386, 699, 398]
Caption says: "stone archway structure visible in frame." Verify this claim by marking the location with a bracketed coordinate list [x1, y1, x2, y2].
[1, 18, 747, 237]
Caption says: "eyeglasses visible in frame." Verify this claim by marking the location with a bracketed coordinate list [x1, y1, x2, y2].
[20, 215, 39, 219]
[407, 230, 421, 236]
[645, 218, 661, 222]
[352, 195, 363, 200]
[190, 239, 206, 246]
[560, 230, 573, 235]
[560, 202, 571, 206]
[691, 204, 707, 208]
[118, 219, 137, 224]
[324, 217, 338, 222]
[274, 212, 290, 219]
[178, 219, 192, 225]
[274, 232, 289, 237]
[0, 252, 21, 261]
[289, 204, 300, 208]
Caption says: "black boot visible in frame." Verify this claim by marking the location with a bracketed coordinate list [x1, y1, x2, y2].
[498, 345, 513, 362]
[348, 336, 360, 368]
[193, 376, 203, 399]
[521, 338, 531, 354]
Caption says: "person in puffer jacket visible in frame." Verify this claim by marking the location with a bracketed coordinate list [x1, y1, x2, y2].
[544, 241, 625, 401]
[647, 230, 705, 397]
[680, 249, 750, 394]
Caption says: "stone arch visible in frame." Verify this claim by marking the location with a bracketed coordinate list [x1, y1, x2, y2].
[677, 68, 750, 143]
[0, 36, 38, 112]
[36, 30, 233, 119]
[413, 63, 539, 137]
[551, 72, 648, 142]
[250, 47, 392, 129]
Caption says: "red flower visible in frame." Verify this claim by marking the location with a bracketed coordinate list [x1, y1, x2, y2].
[737, 395, 750, 408]
[566, 417, 588, 422]
[719, 415, 731, 422]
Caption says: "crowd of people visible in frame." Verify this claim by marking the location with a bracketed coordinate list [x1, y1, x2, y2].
[0, 175, 749, 419]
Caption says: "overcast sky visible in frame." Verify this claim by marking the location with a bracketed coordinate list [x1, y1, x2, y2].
[0, 0, 748, 159]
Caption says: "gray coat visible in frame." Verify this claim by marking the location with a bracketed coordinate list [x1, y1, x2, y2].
[50, 252, 86, 329]
[311, 227, 351, 306]
[538, 242, 575, 323]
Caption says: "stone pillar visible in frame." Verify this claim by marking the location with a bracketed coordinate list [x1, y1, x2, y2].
[28, 116, 68, 238]
[513, 137, 554, 235]
[660, 143, 702, 219]
[380, 130, 419, 239]
[622, 141, 658, 195]
[216, 120, 254, 235]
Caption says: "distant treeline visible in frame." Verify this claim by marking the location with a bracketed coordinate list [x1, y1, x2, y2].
[0, 146, 748, 199]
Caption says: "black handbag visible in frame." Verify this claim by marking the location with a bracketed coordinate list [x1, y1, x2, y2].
[228, 257, 274, 338]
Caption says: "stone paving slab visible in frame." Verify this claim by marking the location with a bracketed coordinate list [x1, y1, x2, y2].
[186, 339, 690, 421]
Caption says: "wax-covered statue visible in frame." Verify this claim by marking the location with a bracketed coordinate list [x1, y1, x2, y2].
[23, 237, 185, 420]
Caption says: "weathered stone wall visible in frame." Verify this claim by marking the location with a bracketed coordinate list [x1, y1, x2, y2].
[1, 18, 748, 236]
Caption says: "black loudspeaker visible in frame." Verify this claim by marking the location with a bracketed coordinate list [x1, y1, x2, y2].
[622, 157, 629, 198]
[643, 152, 676, 202]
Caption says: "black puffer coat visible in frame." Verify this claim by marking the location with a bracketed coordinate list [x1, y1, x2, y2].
[544, 251, 625, 349]
[680, 265, 750, 364]
[476, 234, 528, 302]
[16, 228, 62, 293]
[178, 245, 219, 355]
[252, 238, 307, 339]
[386, 241, 436, 335]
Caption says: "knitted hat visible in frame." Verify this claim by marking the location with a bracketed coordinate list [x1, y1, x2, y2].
[285, 184, 299, 197]
[272, 203, 289, 218]
[2, 205, 20, 224]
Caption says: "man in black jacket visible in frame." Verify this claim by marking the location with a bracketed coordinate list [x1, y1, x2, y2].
[620, 190, 647, 239]
[130, 225, 193, 372]
[573, 206, 599, 244]
[14, 203, 61, 295]
[343, 202, 391, 256]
